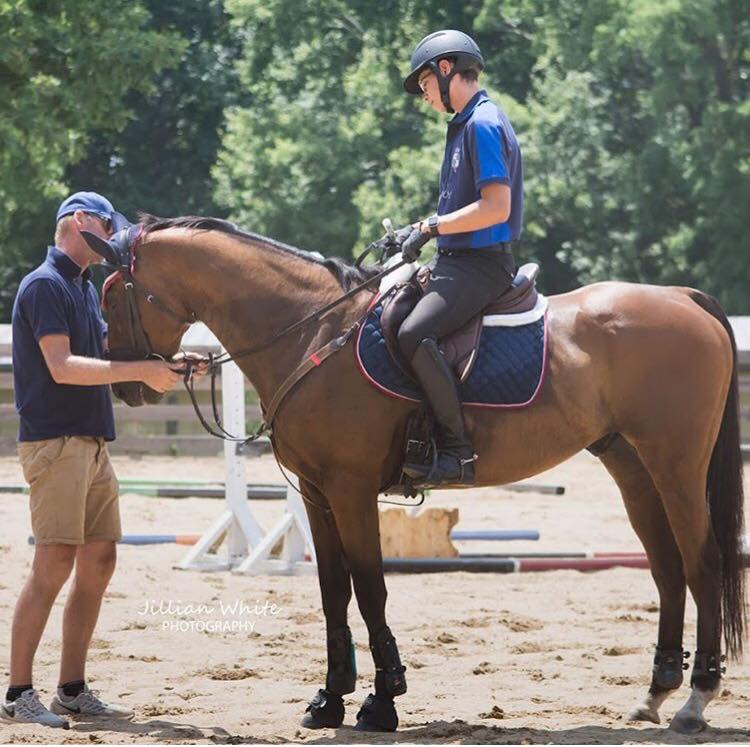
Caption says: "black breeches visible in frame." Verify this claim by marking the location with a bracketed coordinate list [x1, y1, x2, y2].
[397, 249, 516, 361]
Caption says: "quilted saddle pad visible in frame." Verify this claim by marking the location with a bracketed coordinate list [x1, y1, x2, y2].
[355, 298, 549, 408]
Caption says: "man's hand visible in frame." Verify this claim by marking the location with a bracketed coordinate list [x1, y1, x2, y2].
[143, 351, 210, 393]
[140, 360, 186, 393]
[400, 227, 432, 263]
[171, 351, 210, 380]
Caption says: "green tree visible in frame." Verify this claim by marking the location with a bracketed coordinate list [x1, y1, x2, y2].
[214, 0, 538, 257]
[0, 0, 184, 318]
[66, 0, 243, 220]
[508, 0, 750, 308]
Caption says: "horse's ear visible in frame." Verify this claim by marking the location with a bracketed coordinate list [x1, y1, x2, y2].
[81, 230, 120, 266]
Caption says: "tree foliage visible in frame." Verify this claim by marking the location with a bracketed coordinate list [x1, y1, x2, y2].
[66, 0, 243, 219]
[0, 0, 184, 316]
[216, 0, 749, 311]
[213, 0, 534, 254]
[516, 0, 750, 307]
[2, 0, 748, 317]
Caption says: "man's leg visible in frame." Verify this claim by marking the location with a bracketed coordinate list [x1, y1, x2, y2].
[51, 441, 131, 719]
[9, 544, 76, 687]
[58, 540, 117, 685]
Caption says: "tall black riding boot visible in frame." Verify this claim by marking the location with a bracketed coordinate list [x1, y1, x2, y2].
[402, 338, 475, 486]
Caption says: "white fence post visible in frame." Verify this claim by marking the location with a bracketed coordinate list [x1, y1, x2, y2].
[176, 356, 265, 571]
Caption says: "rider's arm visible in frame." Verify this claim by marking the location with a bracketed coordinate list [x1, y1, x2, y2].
[421, 182, 510, 235]
[419, 116, 510, 235]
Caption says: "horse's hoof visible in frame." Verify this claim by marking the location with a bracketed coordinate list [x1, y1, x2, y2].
[627, 705, 660, 724]
[354, 693, 398, 732]
[669, 713, 708, 734]
[300, 689, 344, 729]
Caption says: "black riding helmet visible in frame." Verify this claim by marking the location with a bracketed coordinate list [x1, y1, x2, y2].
[403, 30, 484, 113]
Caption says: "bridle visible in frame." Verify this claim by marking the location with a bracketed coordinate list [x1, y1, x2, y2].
[87, 224, 407, 446]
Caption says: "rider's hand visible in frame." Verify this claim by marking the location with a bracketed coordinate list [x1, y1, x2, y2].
[401, 227, 432, 263]
[140, 360, 185, 393]
[376, 224, 414, 258]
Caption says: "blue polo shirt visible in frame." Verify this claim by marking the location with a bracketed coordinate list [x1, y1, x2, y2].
[11, 246, 115, 442]
[437, 90, 523, 249]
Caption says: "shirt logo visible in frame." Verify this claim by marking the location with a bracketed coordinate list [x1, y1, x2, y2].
[452, 148, 460, 171]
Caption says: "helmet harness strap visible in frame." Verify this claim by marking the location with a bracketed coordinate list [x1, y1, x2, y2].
[428, 60, 458, 114]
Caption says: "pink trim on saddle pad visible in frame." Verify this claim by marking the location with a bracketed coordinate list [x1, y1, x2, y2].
[354, 292, 550, 410]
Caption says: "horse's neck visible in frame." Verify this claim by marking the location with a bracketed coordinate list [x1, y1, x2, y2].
[147, 230, 363, 405]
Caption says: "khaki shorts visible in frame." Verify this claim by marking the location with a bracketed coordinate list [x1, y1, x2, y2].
[18, 436, 121, 545]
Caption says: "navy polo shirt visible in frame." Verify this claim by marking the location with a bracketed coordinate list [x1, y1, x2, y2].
[11, 246, 115, 442]
[437, 90, 524, 249]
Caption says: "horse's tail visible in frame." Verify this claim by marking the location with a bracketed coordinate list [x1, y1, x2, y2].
[689, 290, 746, 659]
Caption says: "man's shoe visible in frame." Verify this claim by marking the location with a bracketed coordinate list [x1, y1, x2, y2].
[1, 689, 69, 729]
[51, 686, 133, 719]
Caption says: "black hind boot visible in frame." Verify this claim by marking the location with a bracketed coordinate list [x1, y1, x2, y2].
[402, 338, 475, 486]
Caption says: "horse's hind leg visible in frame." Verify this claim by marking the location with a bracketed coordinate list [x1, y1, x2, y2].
[597, 435, 688, 724]
[634, 440, 723, 734]
[298, 478, 355, 729]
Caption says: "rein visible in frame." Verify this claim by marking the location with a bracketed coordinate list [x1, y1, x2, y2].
[104, 241, 407, 444]
[183, 264, 403, 442]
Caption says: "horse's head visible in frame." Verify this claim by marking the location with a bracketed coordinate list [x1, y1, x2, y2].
[83, 226, 192, 407]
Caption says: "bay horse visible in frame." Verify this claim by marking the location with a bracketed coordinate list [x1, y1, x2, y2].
[84, 215, 745, 734]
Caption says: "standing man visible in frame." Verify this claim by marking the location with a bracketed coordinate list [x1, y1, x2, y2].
[3, 192, 191, 728]
[396, 30, 524, 487]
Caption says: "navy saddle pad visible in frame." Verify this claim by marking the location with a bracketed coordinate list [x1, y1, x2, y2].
[355, 299, 548, 408]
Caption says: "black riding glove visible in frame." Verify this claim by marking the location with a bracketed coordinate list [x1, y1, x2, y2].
[400, 228, 431, 263]
[376, 224, 414, 259]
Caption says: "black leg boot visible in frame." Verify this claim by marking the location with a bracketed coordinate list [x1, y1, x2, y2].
[402, 338, 475, 486]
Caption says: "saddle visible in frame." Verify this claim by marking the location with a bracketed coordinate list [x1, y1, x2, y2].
[381, 262, 540, 382]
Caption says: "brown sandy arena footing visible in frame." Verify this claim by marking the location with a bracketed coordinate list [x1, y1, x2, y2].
[1, 452, 748, 744]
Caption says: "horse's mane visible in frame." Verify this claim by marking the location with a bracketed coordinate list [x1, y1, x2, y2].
[138, 214, 382, 291]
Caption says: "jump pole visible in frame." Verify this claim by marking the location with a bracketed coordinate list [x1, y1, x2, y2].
[31, 530, 538, 547]
[0, 483, 287, 499]
[383, 555, 651, 573]
[384, 553, 750, 573]
[451, 529, 539, 541]
[28, 535, 201, 547]
[121, 485, 286, 500]
[502, 483, 565, 495]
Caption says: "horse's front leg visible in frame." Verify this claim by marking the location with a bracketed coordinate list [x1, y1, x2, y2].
[325, 474, 406, 733]
[298, 478, 356, 730]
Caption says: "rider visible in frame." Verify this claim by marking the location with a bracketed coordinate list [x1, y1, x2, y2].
[396, 30, 524, 486]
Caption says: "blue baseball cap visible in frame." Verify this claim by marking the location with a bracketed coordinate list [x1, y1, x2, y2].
[56, 191, 131, 232]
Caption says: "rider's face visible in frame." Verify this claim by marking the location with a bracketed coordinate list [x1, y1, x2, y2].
[418, 62, 451, 113]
